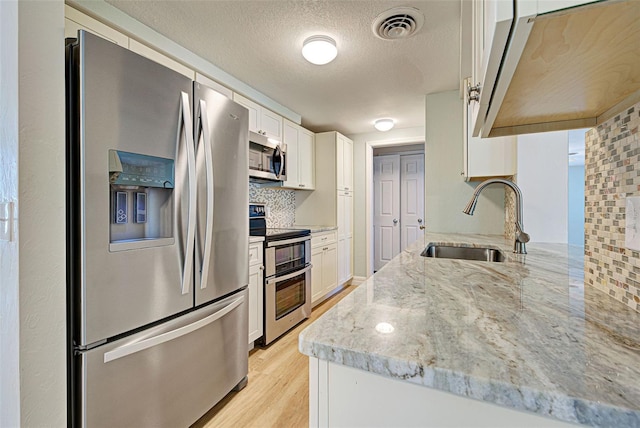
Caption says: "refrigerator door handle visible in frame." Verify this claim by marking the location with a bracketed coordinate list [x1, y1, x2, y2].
[103, 294, 245, 363]
[197, 99, 215, 290]
[179, 91, 196, 295]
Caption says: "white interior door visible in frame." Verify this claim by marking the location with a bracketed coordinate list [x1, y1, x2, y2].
[400, 154, 425, 251]
[373, 155, 400, 271]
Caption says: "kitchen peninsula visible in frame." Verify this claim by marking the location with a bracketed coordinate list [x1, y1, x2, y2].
[299, 233, 640, 427]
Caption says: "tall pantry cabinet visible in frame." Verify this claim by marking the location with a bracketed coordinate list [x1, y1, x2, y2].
[295, 132, 353, 287]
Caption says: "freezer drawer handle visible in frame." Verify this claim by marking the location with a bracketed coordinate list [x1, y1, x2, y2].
[179, 91, 197, 295]
[103, 295, 245, 363]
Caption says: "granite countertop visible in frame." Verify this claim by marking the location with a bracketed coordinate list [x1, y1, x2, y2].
[299, 232, 640, 427]
[294, 225, 338, 233]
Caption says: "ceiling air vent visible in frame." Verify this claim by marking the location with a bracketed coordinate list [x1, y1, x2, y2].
[372, 7, 424, 40]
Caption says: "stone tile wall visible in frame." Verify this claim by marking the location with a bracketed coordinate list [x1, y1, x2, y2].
[584, 102, 640, 313]
[249, 183, 295, 227]
[505, 177, 516, 241]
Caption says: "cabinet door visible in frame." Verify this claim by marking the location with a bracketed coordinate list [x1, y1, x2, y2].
[469, 0, 513, 136]
[65, 6, 129, 47]
[323, 243, 338, 293]
[260, 109, 283, 141]
[336, 134, 353, 191]
[233, 93, 260, 134]
[298, 129, 315, 189]
[311, 246, 325, 304]
[463, 81, 516, 179]
[337, 135, 346, 190]
[248, 264, 263, 344]
[129, 39, 194, 79]
[343, 137, 353, 191]
[282, 121, 299, 188]
[338, 191, 353, 238]
[337, 191, 353, 285]
[338, 238, 348, 285]
[195, 72, 232, 99]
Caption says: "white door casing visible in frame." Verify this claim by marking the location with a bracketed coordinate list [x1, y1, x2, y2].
[400, 154, 425, 251]
[373, 155, 400, 271]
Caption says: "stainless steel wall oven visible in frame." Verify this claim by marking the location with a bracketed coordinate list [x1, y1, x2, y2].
[249, 204, 311, 345]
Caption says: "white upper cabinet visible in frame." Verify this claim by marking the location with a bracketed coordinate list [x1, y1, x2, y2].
[65, 5, 128, 47]
[282, 120, 315, 190]
[65, 6, 195, 80]
[298, 128, 315, 189]
[195, 73, 233, 99]
[128, 39, 195, 79]
[336, 134, 353, 191]
[469, 0, 514, 137]
[463, 79, 516, 180]
[233, 93, 284, 141]
[469, 0, 636, 138]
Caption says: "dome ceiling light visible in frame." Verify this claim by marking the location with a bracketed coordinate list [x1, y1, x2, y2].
[302, 35, 337, 65]
[374, 118, 395, 132]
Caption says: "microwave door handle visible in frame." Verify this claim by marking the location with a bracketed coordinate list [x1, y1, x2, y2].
[197, 99, 214, 290]
[178, 91, 196, 295]
[274, 145, 284, 178]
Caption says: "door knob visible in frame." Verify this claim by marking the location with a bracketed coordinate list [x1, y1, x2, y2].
[393, 219, 398, 225]
[420, 225, 425, 230]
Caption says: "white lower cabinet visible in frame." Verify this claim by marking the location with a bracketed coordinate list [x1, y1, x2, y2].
[308, 358, 576, 428]
[248, 241, 264, 345]
[310, 231, 338, 307]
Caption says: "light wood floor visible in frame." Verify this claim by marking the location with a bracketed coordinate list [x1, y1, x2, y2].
[192, 284, 356, 428]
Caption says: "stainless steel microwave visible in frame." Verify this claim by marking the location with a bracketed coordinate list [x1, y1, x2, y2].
[248, 131, 287, 182]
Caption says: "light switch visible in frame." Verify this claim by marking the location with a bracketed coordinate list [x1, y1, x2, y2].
[625, 196, 640, 251]
[0, 201, 15, 242]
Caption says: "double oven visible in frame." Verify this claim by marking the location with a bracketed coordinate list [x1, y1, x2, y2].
[250, 204, 311, 345]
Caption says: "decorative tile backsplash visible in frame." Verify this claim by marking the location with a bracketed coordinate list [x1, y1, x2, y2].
[505, 176, 516, 241]
[584, 102, 640, 313]
[249, 183, 296, 228]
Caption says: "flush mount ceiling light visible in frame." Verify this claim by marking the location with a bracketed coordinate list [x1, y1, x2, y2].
[302, 35, 337, 65]
[374, 118, 395, 132]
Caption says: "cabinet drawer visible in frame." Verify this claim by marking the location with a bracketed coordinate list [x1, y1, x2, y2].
[249, 244, 263, 266]
[311, 231, 337, 248]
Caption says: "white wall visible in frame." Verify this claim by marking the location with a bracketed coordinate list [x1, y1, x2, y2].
[18, 1, 67, 425]
[517, 131, 568, 243]
[350, 126, 425, 278]
[1, 1, 21, 426]
[568, 165, 585, 246]
[425, 91, 505, 235]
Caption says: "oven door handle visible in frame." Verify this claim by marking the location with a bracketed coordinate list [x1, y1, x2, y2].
[266, 235, 310, 247]
[266, 265, 312, 285]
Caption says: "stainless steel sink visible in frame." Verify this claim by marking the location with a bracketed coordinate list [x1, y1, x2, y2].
[421, 243, 506, 262]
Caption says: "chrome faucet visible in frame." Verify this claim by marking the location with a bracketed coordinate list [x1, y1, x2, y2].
[463, 178, 530, 254]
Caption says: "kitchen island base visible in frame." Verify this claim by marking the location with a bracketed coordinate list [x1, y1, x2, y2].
[309, 357, 577, 428]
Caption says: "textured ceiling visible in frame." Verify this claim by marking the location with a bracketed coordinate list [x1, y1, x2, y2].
[105, 0, 462, 135]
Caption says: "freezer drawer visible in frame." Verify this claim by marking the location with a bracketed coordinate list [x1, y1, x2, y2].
[75, 290, 248, 428]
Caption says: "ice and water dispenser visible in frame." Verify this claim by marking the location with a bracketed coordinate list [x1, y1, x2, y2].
[109, 150, 175, 250]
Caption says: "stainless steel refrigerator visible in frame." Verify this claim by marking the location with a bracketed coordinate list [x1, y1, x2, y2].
[66, 31, 249, 427]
